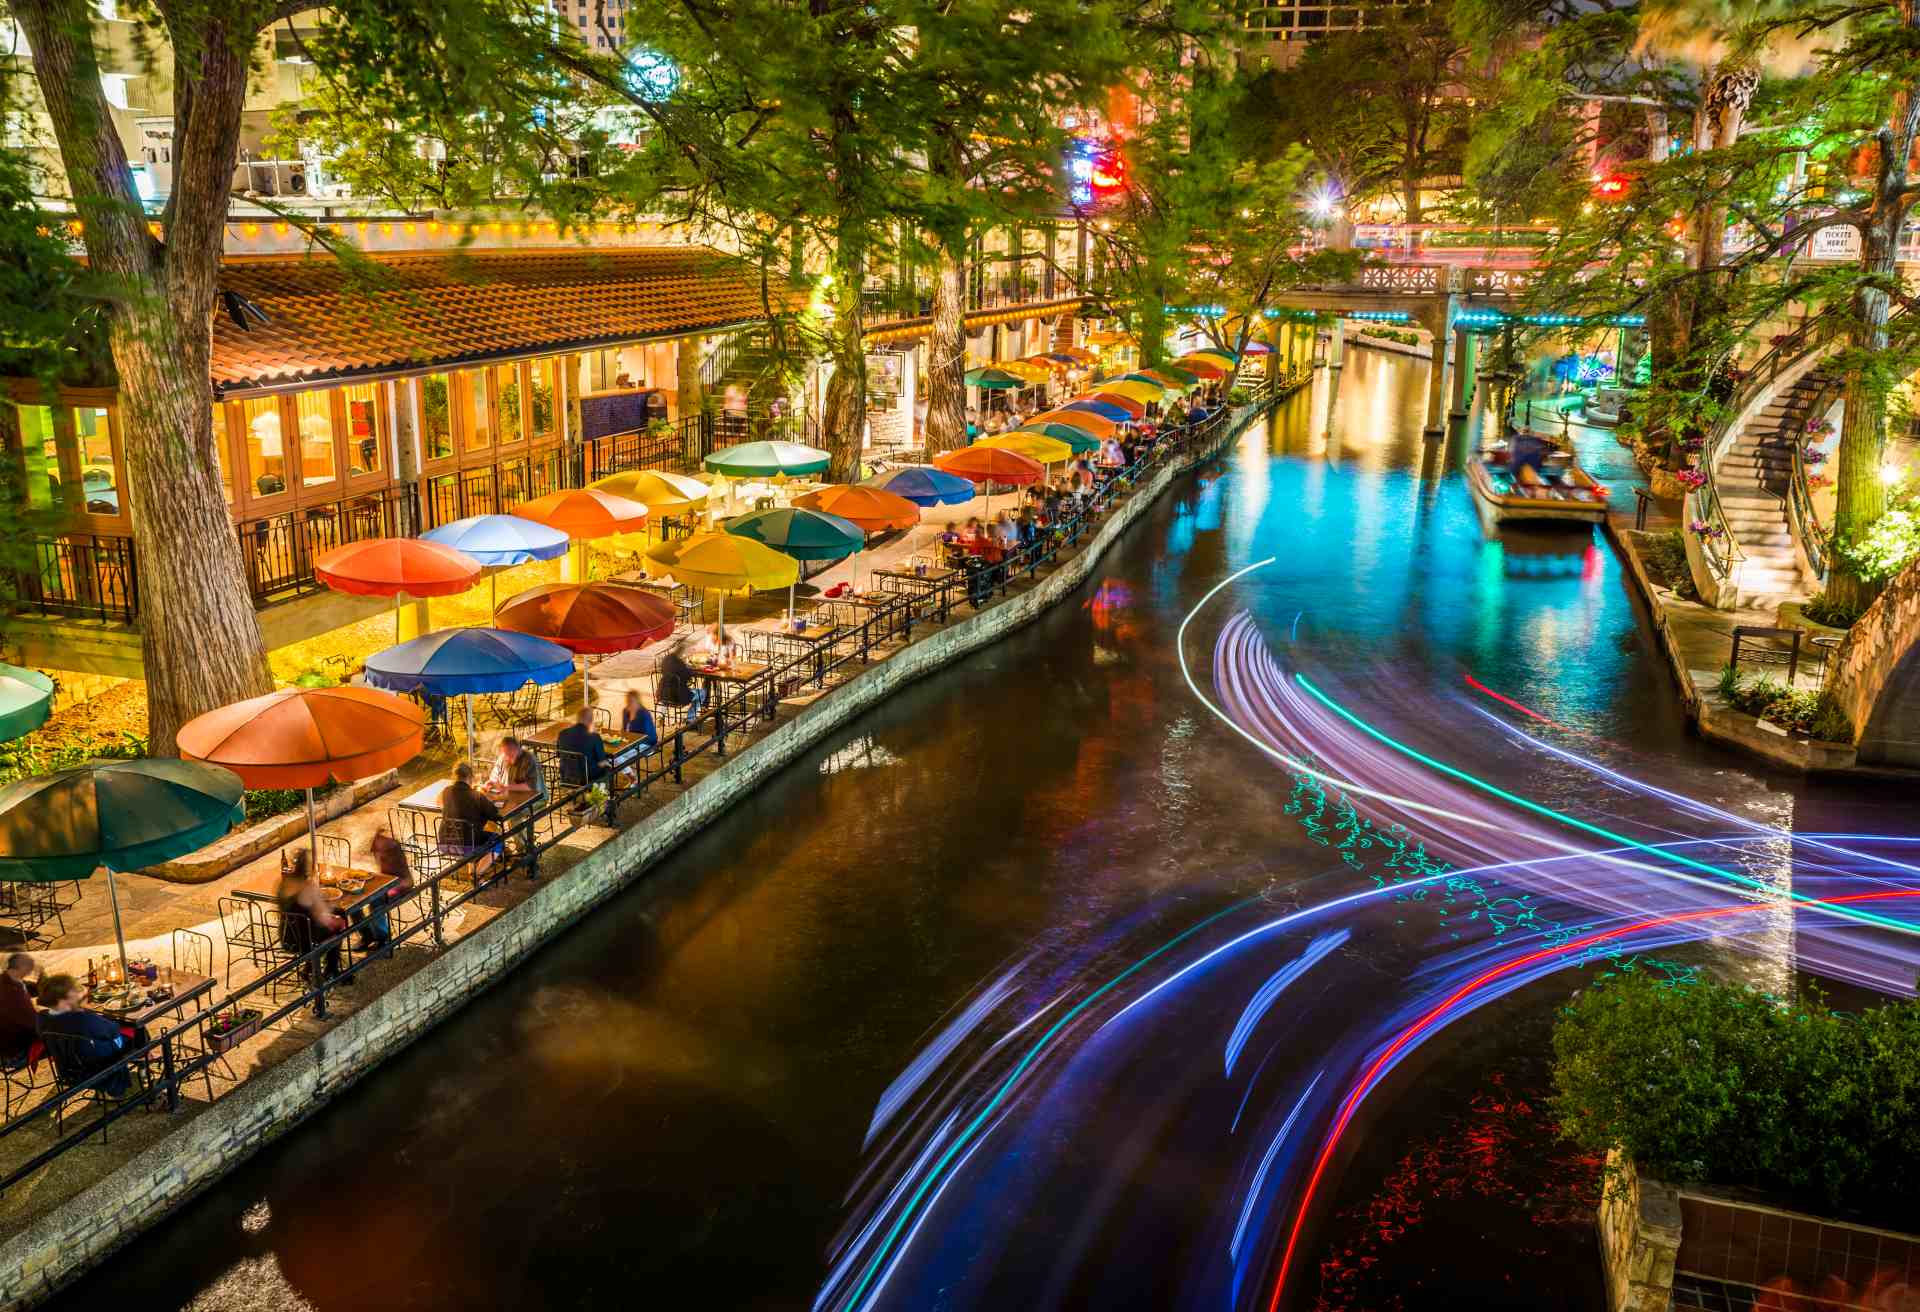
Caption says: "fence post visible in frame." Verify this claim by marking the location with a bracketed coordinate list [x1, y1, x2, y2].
[430, 877, 446, 949]
[161, 1030, 178, 1113]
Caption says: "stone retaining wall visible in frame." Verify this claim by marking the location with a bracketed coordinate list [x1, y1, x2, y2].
[1597, 1150, 1682, 1312]
[1829, 553, 1920, 767]
[0, 391, 1289, 1311]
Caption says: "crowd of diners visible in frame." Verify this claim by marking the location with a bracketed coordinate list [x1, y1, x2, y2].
[963, 383, 1225, 440]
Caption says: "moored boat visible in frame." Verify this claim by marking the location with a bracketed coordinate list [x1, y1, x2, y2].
[1466, 431, 1610, 530]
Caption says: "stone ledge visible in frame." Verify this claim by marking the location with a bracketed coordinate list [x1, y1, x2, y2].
[0, 387, 1300, 1311]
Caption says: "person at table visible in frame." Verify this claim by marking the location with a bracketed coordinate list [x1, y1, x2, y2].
[37, 973, 138, 1097]
[692, 621, 737, 666]
[358, 824, 414, 952]
[277, 849, 350, 984]
[555, 706, 613, 788]
[1099, 436, 1126, 469]
[438, 762, 503, 877]
[657, 643, 708, 724]
[0, 952, 37, 1066]
[485, 734, 546, 801]
[620, 689, 659, 755]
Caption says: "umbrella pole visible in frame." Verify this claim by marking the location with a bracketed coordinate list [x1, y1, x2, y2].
[465, 695, 476, 769]
[393, 594, 401, 644]
[104, 867, 130, 985]
[306, 786, 318, 864]
[581, 655, 591, 712]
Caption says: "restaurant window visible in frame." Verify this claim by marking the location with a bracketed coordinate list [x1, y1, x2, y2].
[528, 357, 559, 442]
[17, 404, 62, 510]
[293, 390, 339, 487]
[494, 363, 524, 444]
[342, 382, 384, 478]
[456, 369, 491, 453]
[420, 373, 453, 460]
[241, 396, 289, 495]
[72, 405, 121, 515]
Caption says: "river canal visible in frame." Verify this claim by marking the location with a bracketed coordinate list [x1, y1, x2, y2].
[55, 347, 1917, 1312]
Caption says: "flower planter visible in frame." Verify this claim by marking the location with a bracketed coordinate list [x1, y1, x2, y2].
[207, 1009, 263, 1055]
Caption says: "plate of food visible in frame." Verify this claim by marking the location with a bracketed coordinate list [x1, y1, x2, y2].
[337, 878, 365, 895]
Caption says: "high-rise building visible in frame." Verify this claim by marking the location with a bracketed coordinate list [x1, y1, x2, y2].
[1242, 0, 1431, 67]
[546, 0, 631, 52]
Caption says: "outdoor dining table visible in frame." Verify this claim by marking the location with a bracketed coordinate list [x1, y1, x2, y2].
[82, 966, 216, 1031]
[231, 863, 401, 917]
[395, 778, 545, 876]
[520, 721, 655, 774]
[834, 589, 913, 641]
[758, 620, 847, 687]
[871, 565, 961, 622]
[692, 660, 776, 739]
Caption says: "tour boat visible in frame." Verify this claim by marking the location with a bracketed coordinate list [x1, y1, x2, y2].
[1466, 431, 1610, 530]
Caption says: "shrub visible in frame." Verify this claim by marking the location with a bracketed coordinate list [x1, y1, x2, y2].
[1718, 670, 1853, 740]
[0, 732, 145, 787]
[1641, 530, 1699, 602]
[1553, 974, 1920, 1216]
[1803, 589, 1866, 629]
[243, 783, 337, 824]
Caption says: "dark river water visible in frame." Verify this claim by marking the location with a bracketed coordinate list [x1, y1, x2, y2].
[54, 350, 1918, 1312]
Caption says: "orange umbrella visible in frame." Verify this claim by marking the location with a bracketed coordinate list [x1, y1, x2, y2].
[934, 446, 1045, 487]
[1031, 408, 1119, 439]
[511, 488, 650, 540]
[1088, 391, 1147, 419]
[178, 686, 426, 859]
[314, 538, 481, 598]
[794, 484, 921, 533]
[1170, 357, 1226, 380]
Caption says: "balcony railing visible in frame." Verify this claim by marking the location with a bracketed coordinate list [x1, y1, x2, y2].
[422, 448, 571, 528]
[238, 485, 421, 606]
[13, 534, 139, 624]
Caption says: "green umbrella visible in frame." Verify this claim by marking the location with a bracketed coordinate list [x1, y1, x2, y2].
[1015, 423, 1101, 454]
[726, 506, 865, 614]
[964, 367, 1026, 390]
[704, 440, 832, 478]
[0, 759, 245, 980]
[0, 664, 54, 742]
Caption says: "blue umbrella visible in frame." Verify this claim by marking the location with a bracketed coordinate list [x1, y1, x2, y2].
[0, 664, 54, 742]
[365, 628, 575, 765]
[878, 466, 976, 507]
[1062, 400, 1133, 424]
[422, 515, 570, 566]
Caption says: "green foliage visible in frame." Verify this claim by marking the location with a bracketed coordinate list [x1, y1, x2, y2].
[1832, 507, 1920, 585]
[0, 731, 146, 786]
[1644, 529, 1700, 602]
[1719, 670, 1853, 741]
[243, 784, 335, 824]
[1803, 589, 1867, 629]
[1552, 973, 1920, 1215]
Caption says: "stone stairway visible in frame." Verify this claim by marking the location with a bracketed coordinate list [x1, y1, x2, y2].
[1714, 370, 1827, 608]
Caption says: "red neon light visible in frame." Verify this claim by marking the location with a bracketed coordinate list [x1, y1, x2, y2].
[1463, 672, 1575, 735]
[1266, 890, 1920, 1310]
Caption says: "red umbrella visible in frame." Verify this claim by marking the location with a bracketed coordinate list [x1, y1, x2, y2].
[495, 582, 678, 708]
[493, 583, 677, 654]
[314, 538, 481, 598]
[178, 686, 426, 859]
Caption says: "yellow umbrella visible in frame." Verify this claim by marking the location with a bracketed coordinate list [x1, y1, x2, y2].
[1184, 351, 1237, 370]
[1102, 379, 1171, 405]
[645, 531, 798, 634]
[976, 432, 1073, 464]
[591, 468, 710, 515]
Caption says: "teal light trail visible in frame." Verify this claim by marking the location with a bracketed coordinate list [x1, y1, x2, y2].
[1293, 674, 1920, 938]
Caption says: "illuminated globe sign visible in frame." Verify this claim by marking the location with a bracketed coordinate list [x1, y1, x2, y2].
[628, 47, 680, 102]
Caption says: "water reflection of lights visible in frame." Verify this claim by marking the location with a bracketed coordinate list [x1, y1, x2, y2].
[813, 558, 1920, 1312]
[818, 736, 902, 774]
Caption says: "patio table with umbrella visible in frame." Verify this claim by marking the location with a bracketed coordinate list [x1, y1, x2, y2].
[512, 488, 650, 582]
[420, 514, 570, 611]
[644, 532, 797, 637]
[364, 628, 575, 766]
[725, 507, 864, 614]
[791, 485, 921, 593]
[963, 366, 1026, 391]
[1060, 398, 1134, 425]
[1127, 370, 1196, 392]
[1086, 390, 1148, 419]
[878, 466, 975, 508]
[313, 538, 483, 642]
[177, 686, 426, 863]
[0, 759, 244, 983]
[0, 664, 54, 742]
[493, 582, 678, 709]
[1099, 379, 1171, 407]
[976, 432, 1074, 466]
[590, 469, 711, 522]
[1014, 423, 1100, 455]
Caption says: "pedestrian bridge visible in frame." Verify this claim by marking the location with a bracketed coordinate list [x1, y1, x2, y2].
[1828, 556, 1920, 767]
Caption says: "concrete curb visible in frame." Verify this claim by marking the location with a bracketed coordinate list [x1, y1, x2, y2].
[0, 389, 1296, 1311]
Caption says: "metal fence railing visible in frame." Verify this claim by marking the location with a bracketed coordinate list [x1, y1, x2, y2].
[14, 534, 139, 624]
[0, 372, 1293, 1192]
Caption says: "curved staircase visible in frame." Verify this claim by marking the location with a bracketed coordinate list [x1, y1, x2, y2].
[1712, 370, 1828, 608]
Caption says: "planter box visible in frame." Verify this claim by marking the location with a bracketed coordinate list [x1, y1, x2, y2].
[207, 1011, 262, 1056]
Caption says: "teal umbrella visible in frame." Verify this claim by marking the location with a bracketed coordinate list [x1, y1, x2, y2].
[726, 506, 864, 613]
[1015, 423, 1100, 455]
[0, 759, 245, 980]
[964, 367, 1025, 390]
[0, 665, 54, 742]
[704, 440, 832, 478]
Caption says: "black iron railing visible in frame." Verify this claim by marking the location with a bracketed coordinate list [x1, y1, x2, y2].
[421, 448, 572, 528]
[237, 485, 422, 606]
[0, 373, 1294, 1192]
[576, 416, 713, 483]
[14, 534, 139, 624]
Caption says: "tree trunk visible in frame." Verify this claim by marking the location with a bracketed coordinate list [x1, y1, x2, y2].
[821, 249, 868, 483]
[674, 335, 705, 422]
[16, 0, 272, 754]
[925, 248, 969, 453]
[1829, 220, 1903, 611]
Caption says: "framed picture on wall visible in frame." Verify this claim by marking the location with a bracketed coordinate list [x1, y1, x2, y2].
[865, 352, 904, 399]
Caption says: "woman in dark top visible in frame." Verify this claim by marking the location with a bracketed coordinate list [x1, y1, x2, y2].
[656, 645, 708, 722]
[37, 973, 135, 1096]
[277, 849, 349, 984]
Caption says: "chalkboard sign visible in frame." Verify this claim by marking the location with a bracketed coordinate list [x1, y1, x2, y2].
[578, 388, 667, 441]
